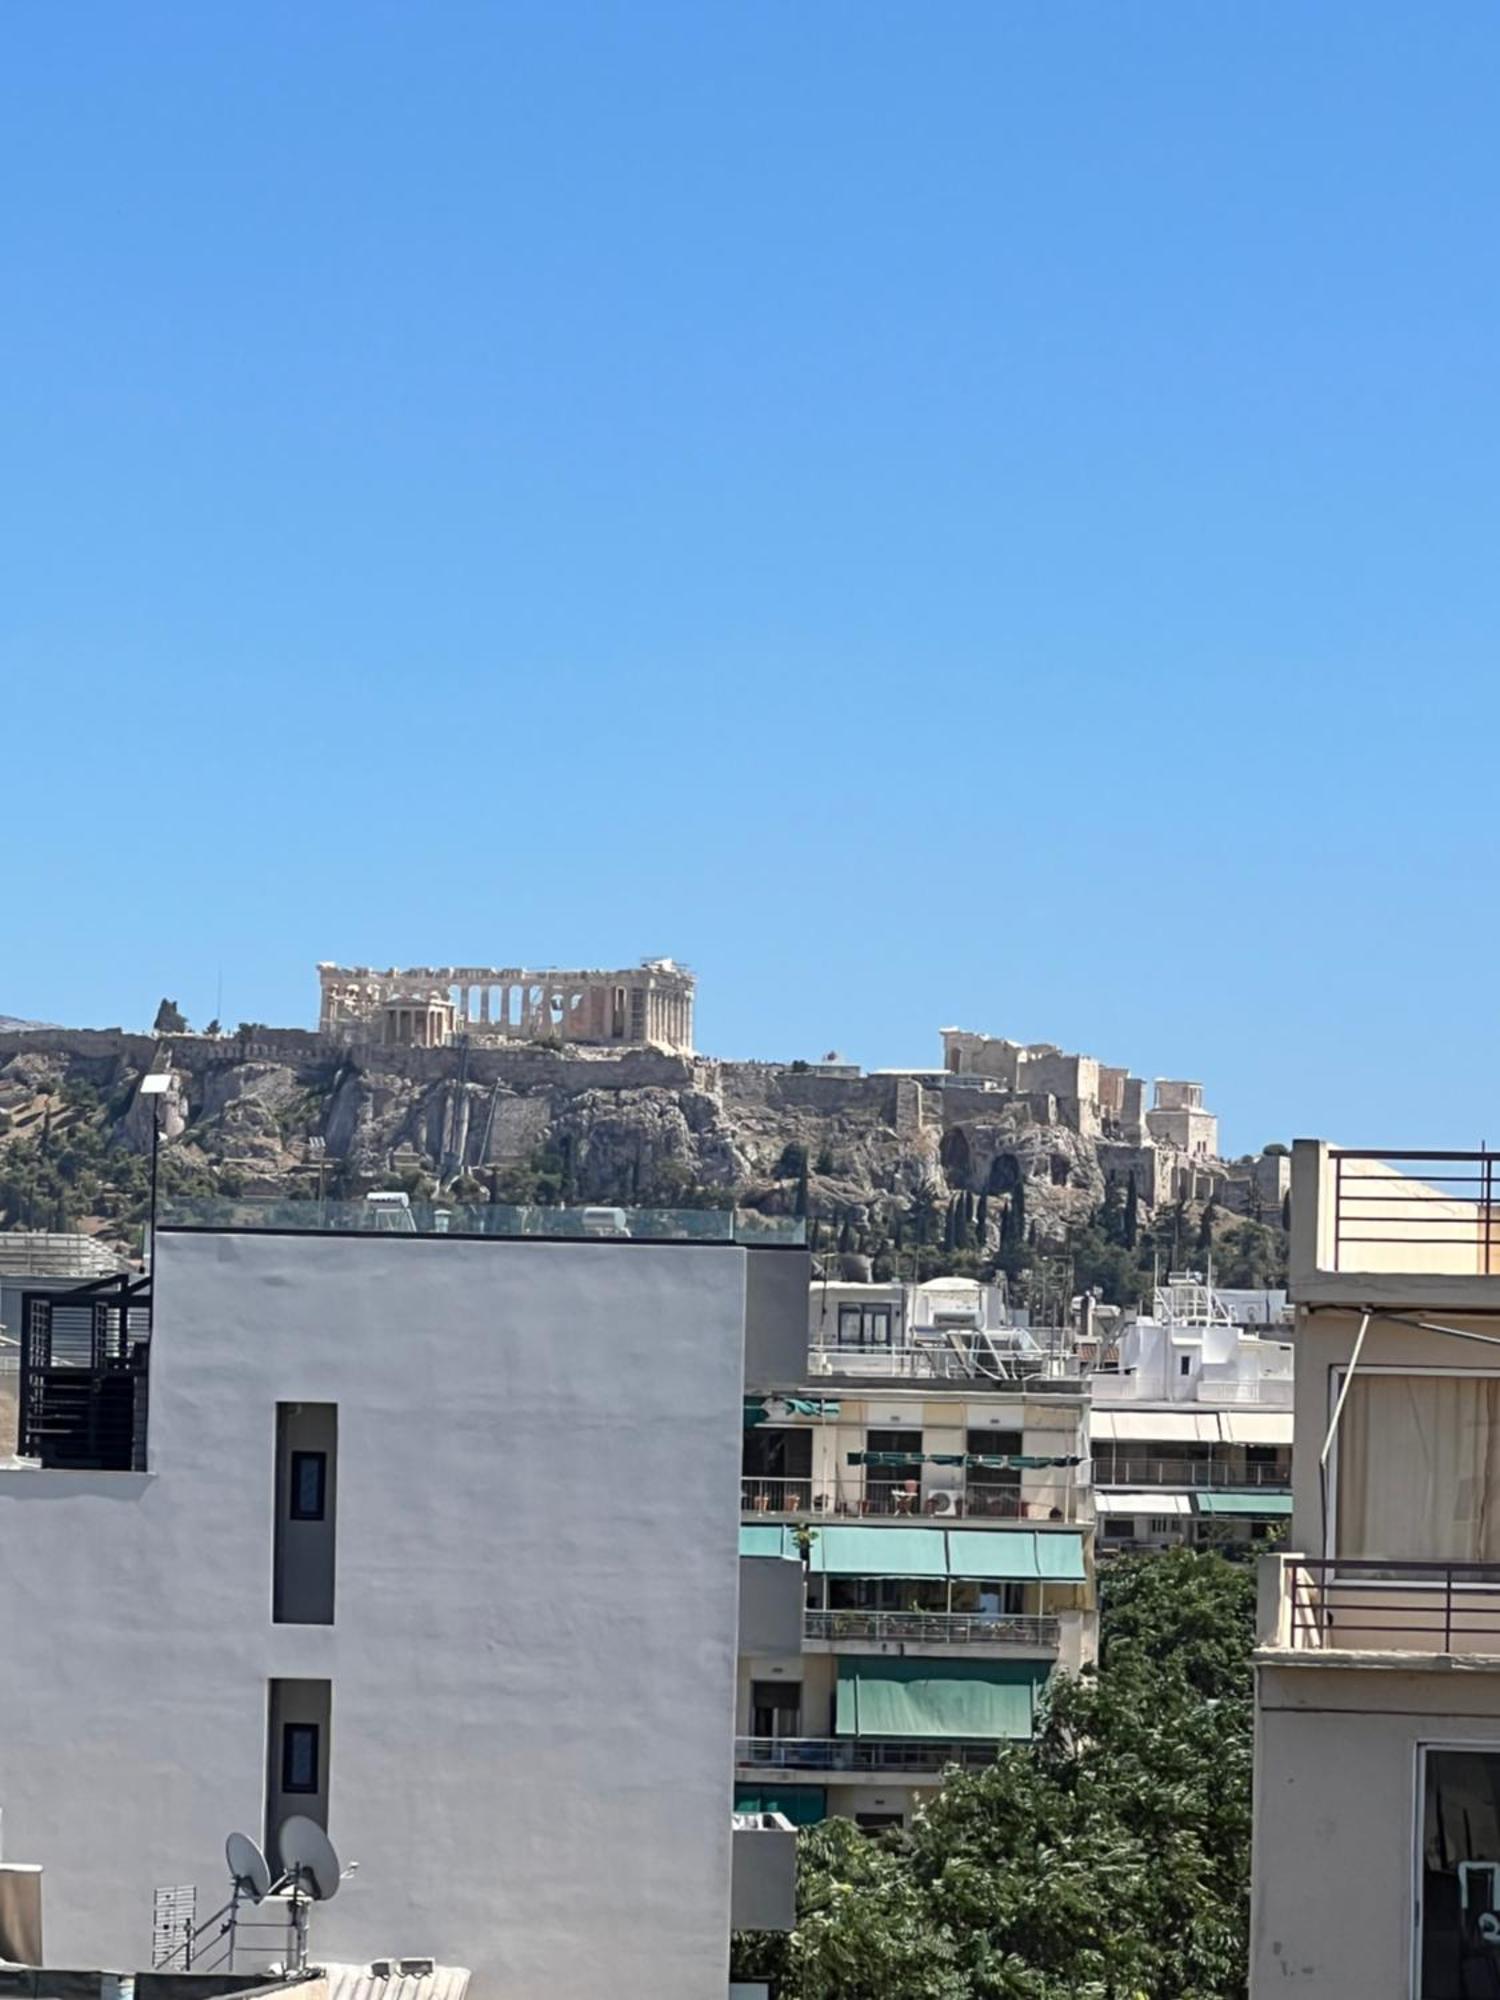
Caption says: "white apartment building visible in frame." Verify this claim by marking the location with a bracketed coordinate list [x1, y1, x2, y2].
[1253, 1142, 1500, 1999]
[736, 1277, 1095, 1830]
[0, 1199, 808, 2000]
[1090, 1273, 1293, 1552]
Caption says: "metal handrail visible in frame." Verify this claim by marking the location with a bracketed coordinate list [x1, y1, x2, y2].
[1330, 1149, 1500, 1275]
[804, 1609, 1060, 1647]
[735, 1736, 1008, 1774]
[1283, 1556, 1500, 1652]
[740, 1476, 1076, 1521]
[1092, 1457, 1289, 1489]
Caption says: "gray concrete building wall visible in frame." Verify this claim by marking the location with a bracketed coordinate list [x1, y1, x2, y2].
[0, 1230, 755, 2000]
[1253, 1662, 1500, 1997]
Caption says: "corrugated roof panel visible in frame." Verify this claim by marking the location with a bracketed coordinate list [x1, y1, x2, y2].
[324, 1962, 471, 2000]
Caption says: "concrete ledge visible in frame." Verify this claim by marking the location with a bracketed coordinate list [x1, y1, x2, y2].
[1255, 1644, 1500, 1672]
[1296, 1272, 1500, 1313]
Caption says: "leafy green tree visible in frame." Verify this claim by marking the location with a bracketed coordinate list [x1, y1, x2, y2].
[733, 1549, 1254, 1999]
[1213, 1219, 1288, 1289]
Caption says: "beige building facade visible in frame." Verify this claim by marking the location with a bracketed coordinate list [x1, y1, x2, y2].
[1252, 1140, 1500, 1999]
[737, 1278, 1096, 1832]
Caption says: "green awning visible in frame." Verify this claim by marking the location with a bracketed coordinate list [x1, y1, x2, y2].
[945, 1530, 1042, 1580]
[735, 1784, 826, 1826]
[1194, 1492, 1293, 1517]
[745, 1397, 841, 1427]
[943, 1530, 1088, 1582]
[740, 1525, 800, 1559]
[809, 1526, 948, 1577]
[1035, 1532, 1089, 1581]
[836, 1659, 1046, 1739]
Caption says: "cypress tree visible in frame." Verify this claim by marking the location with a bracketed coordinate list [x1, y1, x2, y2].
[1198, 1197, 1218, 1253]
[1124, 1172, 1139, 1250]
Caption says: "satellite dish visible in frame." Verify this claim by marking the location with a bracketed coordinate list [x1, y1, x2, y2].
[278, 1816, 341, 1901]
[226, 1831, 272, 1903]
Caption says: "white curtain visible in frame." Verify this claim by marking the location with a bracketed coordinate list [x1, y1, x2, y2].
[1338, 1374, 1500, 1563]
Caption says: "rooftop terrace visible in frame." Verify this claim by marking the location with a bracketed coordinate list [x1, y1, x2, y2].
[158, 1195, 805, 1246]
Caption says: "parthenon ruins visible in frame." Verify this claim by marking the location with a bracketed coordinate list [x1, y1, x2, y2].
[316, 958, 696, 1054]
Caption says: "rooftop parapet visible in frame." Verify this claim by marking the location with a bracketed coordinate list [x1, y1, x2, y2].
[1291, 1139, 1500, 1308]
[158, 1195, 805, 1246]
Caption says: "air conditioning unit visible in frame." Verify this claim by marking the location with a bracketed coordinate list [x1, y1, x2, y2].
[926, 1486, 962, 1516]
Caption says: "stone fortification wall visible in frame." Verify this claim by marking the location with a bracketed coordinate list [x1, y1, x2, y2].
[355, 1043, 703, 1093]
[717, 1063, 906, 1122]
[0, 1028, 157, 1067]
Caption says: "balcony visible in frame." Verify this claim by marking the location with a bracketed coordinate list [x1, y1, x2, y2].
[1092, 1457, 1289, 1490]
[740, 1476, 1083, 1522]
[808, 1336, 1083, 1387]
[1291, 1141, 1500, 1308]
[804, 1609, 1060, 1651]
[1262, 1555, 1500, 1660]
[734, 1736, 1006, 1776]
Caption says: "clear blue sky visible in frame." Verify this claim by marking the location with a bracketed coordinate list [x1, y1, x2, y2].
[5, 3, 1499, 1155]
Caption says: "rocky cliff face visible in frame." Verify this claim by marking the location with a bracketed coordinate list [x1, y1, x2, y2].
[0, 1029, 1131, 1252]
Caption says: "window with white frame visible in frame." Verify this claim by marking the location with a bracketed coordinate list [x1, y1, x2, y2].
[1420, 1744, 1500, 1997]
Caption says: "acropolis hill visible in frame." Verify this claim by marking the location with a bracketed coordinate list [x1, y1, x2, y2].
[0, 958, 1289, 1289]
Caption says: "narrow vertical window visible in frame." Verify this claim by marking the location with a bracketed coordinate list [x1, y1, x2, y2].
[290, 1451, 327, 1521]
[282, 1722, 320, 1794]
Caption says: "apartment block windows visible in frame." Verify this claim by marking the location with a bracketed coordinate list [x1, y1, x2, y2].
[1420, 1745, 1500, 1997]
[750, 1680, 802, 1742]
[837, 1305, 893, 1348]
[290, 1452, 326, 1521]
[966, 1428, 1022, 1519]
[281, 1722, 320, 1794]
[865, 1429, 922, 1517]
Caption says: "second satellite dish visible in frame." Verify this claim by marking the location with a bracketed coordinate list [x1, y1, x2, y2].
[226, 1831, 272, 1903]
[278, 1815, 342, 1901]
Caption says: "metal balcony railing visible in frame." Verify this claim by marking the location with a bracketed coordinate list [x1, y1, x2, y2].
[1282, 1557, 1500, 1654]
[735, 1737, 1009, 1775]
[804, 1609, 1060, 1648]
[740, 1477, 1073, 1520]
[808, 1337, 1081, 1385]
[1091, 1458, 1289, 1490]
[1329, 1149, 1500, 1274]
